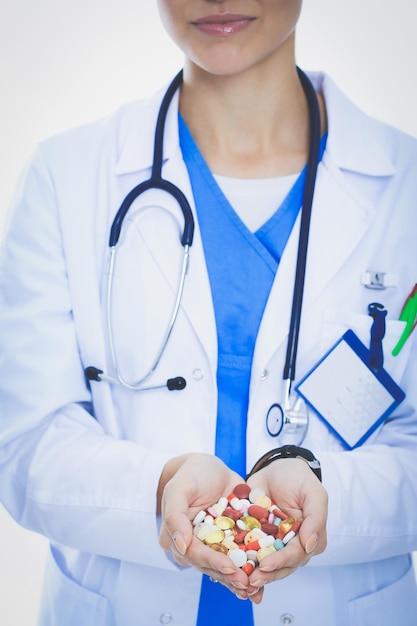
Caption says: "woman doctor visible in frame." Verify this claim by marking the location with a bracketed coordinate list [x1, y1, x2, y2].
[1, 0, 417, 625]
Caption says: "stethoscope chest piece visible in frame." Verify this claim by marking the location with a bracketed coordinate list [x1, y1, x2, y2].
[266, 403, 285, 437]
[266, 394, 309, 445]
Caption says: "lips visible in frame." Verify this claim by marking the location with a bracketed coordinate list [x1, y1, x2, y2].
[191, 13, 255, 36]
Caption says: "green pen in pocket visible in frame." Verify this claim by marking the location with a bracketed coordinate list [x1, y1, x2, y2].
[392, 284, 417, 356]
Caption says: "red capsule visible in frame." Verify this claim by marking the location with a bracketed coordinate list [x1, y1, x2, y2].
[233, 483, 251, 499]
[247, 505, 268, 521]
[223, 507, 242, 522]
[234, 530, 249, 544]
[261, 522, 279, 535]
[290, 520, 302, 534]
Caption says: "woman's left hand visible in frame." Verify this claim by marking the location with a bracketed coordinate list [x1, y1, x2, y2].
[246, 458, 328, 594]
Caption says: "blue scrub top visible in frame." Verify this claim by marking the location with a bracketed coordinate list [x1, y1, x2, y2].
[178, 115, 326, 625]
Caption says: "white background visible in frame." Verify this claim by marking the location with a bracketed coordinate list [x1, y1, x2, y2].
[1, 1, 416, 624]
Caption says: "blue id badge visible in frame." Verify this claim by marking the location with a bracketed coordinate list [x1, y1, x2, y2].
[295, 330, 406, 449]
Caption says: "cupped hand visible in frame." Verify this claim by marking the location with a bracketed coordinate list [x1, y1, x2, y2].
[159, 453, 260, 598]
[246, 458, 328, 590]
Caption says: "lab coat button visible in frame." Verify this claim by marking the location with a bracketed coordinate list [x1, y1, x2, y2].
[192, 368, 204, 381]
[159, 613, 173, 624]
[280, 614, 294, 624]
[260, 369, 269, 380]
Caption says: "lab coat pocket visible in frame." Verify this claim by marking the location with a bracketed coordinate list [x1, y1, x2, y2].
[321, 308, 412, 383]
[348, 561, 417, 625]
[37, 546, 115, 626]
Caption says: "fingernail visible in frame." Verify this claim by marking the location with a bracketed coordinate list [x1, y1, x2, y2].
[172, 532, 187, 556]
[258, 564, 274, 572]
[248, 587, 260, 596]
[305, 533, 318, 554]
[219, 567, 235, 575]
[231, 581, 247, 590]
[251, 579, 264, 588]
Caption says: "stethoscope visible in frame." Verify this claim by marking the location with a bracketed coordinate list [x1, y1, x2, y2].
[85, 67, 321, 445]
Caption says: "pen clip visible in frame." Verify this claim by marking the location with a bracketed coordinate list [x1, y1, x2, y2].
[392, 284, 417, 356]
[368, 302, 387, 372]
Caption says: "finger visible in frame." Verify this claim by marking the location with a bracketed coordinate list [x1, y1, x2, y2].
[251, 537, 308, 584]
[248, 586, 264, 605]
[298, 486, 328, 556]
[198, 562, 250, 597]
[160, 505, 194, 556]
[250, 563, 298, 587]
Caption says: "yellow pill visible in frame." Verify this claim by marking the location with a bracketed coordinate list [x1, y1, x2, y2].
[257, 545, 276, 561]
[196, 525, 212, 541]
[255, 495, 272, 509]
[279, 517, 297, 534]
[222, 535, 238, 549]
[214, 516, 235, 530]
[210, 543, 229, 555]
[205, 529, 225, 545]
[210, 502, 226, 516]
[243, 516, 262, 530]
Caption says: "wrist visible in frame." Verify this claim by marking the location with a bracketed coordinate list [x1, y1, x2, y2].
[247, 445, 322, 482]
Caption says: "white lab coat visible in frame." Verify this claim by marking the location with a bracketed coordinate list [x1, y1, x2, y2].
[1, 72, 417, 626]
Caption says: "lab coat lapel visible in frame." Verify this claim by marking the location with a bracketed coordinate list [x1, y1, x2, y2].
[253, 163, 377, 372]
[126, 155, 218, 368]
[114, 85, 218, 368]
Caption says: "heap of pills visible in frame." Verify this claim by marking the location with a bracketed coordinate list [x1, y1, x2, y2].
[192, 483, 301, 573]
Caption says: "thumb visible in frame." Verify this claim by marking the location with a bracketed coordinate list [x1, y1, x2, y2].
[172, 529, 188, 556]
[159, 481, 194, 556]
[298, 488, 328, 556]
[300, 528, 319, 555]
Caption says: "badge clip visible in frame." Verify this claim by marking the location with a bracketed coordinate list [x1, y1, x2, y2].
[361, 271, 398, 290]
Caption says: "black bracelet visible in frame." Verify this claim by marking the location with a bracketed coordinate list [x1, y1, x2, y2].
[246, 445, 322, 482]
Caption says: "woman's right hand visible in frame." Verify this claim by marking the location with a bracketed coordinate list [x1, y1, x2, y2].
[158, 453, 261, 600]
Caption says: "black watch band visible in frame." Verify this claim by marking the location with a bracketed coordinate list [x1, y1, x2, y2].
[246, 445, 322, 482]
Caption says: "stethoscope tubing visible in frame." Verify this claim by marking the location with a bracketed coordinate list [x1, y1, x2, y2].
[102, 71, 195, 391]
[109, 71, 194, 249]
[282, 67, 321, 394]
[106, 243, 190, 390]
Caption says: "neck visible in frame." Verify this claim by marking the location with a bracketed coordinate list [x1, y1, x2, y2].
[179, 54, 326, 178]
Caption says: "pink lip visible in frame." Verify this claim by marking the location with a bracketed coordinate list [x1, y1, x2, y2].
[191, 13, 255, 36]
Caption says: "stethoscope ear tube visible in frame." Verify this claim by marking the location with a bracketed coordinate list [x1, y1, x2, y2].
[109, 177, 194, 248]
[108, 70, 194, 249]
[282, 68, 321, 386]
